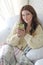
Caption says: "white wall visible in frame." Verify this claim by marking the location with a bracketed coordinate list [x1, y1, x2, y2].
[29, 0, 43, 26]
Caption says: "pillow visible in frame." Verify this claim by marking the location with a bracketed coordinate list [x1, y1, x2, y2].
[0, 15, 19, 43]
[35, 59, 43, 65]
[7, 15, 19, 29]
[26, 47, 43, 62]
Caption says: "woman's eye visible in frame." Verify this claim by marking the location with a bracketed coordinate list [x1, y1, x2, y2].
[22, 13, 29, 16]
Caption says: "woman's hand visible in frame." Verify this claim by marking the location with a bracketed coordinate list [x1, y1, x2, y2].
[16, 28, 26, 37]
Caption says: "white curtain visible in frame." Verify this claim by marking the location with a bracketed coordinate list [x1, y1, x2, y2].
[0, 0, 28, 32]
[0, 0, 28, 43]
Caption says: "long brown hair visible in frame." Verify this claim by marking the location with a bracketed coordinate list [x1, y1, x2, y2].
[19, 5, 41, 35]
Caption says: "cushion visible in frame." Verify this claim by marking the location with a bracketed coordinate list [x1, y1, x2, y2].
[26, 47, 43, 62]
[35, 59, 43, 65]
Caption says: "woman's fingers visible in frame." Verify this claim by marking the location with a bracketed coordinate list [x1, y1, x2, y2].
[17, 29, 25, 37]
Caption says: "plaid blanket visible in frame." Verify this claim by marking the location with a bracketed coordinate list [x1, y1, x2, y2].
[0, 44, 33, 65]
[0, 44, 16, 65]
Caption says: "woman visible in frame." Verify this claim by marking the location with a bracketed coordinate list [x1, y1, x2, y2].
[16, 5, 43, 65]
[0, 5, 43, 65]
[7, 5, 43, 49]
[7, 5, 43, 65]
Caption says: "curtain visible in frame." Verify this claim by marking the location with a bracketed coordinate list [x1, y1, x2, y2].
[0, 0, 28, 32]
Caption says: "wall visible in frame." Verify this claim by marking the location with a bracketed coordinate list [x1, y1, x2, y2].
[29, 0, 43, 26]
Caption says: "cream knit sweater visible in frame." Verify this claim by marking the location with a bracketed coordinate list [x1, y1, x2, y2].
[6, 25, 43, 49]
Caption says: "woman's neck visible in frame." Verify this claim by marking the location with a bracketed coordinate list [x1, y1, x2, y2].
[26, 24, 31, 33]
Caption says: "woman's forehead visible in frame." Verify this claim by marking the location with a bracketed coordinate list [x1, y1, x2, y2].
[22, 10, 32, 14]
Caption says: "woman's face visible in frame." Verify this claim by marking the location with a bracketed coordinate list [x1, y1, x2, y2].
[22, 10, 33, 25]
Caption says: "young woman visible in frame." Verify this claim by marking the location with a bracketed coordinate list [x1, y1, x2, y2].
[7, 5, 43, 65]
[0, 5, 43, 65]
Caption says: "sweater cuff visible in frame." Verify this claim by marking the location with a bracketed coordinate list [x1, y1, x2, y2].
[24, 34, 32, 43]
[24, 34, 32, 45]
[7, 34, 20, 46]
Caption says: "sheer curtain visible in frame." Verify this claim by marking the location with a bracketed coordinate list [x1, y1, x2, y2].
[0, 0, 28, 32]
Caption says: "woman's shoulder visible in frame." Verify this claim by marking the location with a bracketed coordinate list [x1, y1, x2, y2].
[32, 25, 43, 36]
[36, 24, 43, 30]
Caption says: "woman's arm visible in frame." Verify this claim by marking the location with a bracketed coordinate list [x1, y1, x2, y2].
[30, 25, 43, 49]
[6, 22, 19, 43]
[30, 33, 43, 49]
[24, 25, 43, 49]
[7, 34, 20, 47]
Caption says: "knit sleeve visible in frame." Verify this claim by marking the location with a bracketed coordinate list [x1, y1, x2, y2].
[7, 34, 20, 47]
[24, 25, 43, 49]
[24, 34, 33, 47]
[6, 23, 19, 42]
[30, 32, 43, 49]
[30, 25, 43, 49]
